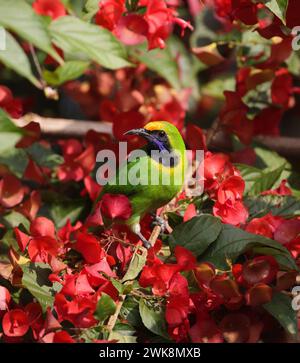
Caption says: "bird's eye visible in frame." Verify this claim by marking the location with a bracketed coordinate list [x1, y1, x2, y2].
[158, 130, 166, 138]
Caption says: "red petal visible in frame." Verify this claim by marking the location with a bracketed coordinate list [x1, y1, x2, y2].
[30, 216, 56, 238]
[14, 227, 30, 252]
[74, 232, 104, 264]
[2, 309, 30, 337]
[0, 174, 24, 208]
[101, 193, 132, 220]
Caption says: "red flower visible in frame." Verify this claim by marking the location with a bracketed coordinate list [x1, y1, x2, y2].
[54, 293, 97, 328]
[95, 0, 125, 31]
[274, 219, 300, 245]
[23, 159, 46, 185]
[14, 227, 30, 252]
[242, 256, 278, 286]
[217, 176, 245, 204]
[220, 91, 253, 145]
[17, 190, 41, 221]
[2, 309, 30, 337]
[95, 0, 192, 50]
[271, 69, 293, 109]
[203, 152, 233, 192]
[32, 0, 66, 20]
[60, 273, 95, 298]
[213, 199, 248, 226]
[183, 203, 197, 222]
[174, 246, 196, 271]
[15, 217, 61, 263]
[0, 174, 24, 208]
[115, 14, 149, 46]
[185, 123, 207, 152]
[189, 312, 223, 343]
[0, 85, 23, 118]
[232, 0, 259, 25]
[57, 140, 95, 182]
[58, 219, 82, 245]
[245, 283, 273, 306]
[100, 194, 132, 221]
[74, 231, 104, 264]
[245, 213, 282, 238]
[261, 179, 292, 197]
[83, 175, 102, 201]
[53, 331, 75, 343]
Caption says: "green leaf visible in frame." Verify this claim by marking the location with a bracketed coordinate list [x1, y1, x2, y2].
[94, 292, 116, 322]
[0, 0, 62, 63]
[200, 224, 298, 271]
[168, 215, 222, 257]
[21, 262, 61, 312]
[43, 198, 85, 228]
[83, 0, 101, 21]
[0, 31, 40, 87]
[26, 143, 63, 168]
[166, 212, 183, 230]
[121, 248, 147, 282]
[43, 61, 90, 86]
[50, 16, 131, 70]
[265, 0, 288, 25]
[235, 163, 263, 194]
[254, 145, 289, 170]
[114, 322, 136, 336]
[249, 164, 286, 196]
[139, 299, 169, 339]
[264, 292, 297, 336]
[1, 211, 30, 230]
[245, 195, 300, 219]
[0, 147, 28, 177]
[1, 229, 20, 253]
[120, 296, 143, 327]
[108, 331, 137, 343]
[130, 42, 181, 90]
[0, 108, 24, 152]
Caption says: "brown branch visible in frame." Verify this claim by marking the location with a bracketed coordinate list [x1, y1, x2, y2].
[13, 114, 300, 157]
[106, 294, 126, 336]
[14, 113, 112, 138]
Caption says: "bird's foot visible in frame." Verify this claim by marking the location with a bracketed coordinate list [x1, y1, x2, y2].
[137, 231, 152, 249]
[152, 215, 167, 233]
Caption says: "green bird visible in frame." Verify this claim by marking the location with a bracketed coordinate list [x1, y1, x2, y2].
[97, 121, 187, 248]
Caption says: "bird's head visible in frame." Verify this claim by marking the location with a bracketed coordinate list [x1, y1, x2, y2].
[124, 121, 186, 155]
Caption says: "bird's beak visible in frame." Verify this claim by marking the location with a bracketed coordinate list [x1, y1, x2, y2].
[124, 128, 153, 140]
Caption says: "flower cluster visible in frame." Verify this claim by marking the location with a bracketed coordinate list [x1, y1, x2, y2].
[95, 0, 193, 49]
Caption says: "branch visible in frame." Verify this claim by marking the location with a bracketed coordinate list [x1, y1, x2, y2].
[13, 114, 300, 157]
[14, 113, 112, 138]
[106, 294, 126, 336]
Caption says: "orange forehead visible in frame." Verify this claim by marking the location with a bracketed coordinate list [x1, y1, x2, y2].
[144, 121, 164, 131]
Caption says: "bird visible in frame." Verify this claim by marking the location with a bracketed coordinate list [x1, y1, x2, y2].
[96, 121, 187, 249]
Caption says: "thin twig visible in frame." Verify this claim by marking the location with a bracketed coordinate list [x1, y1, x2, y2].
[106, 294, 126, 335]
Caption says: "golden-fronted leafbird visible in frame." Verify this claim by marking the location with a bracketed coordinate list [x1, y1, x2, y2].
[97, 121, 187, 248]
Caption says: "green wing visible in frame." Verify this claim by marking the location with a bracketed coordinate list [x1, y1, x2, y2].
[98, 156, 150, 199]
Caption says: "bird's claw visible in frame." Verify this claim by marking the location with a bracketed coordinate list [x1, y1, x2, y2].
[143, 240, 152, 249]
[153, 215, 167, 233]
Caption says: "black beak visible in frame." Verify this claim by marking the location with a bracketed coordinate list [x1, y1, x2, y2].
[124, 128, 153, 140]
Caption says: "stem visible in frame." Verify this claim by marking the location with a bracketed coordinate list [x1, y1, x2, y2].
[106, 294, 126, 335]
[29, 44, 46, 88]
